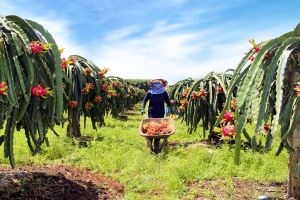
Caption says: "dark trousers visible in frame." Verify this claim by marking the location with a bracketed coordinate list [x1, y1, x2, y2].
[148, 112, 164, 153]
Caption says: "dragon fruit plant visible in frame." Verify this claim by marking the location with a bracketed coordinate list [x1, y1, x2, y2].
[0, 15, 64, 168]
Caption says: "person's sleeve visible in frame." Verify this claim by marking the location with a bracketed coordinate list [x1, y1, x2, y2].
[141, 92, 150, 112]
[164, 92, 174, 114]
[164, 92, 171, 107]
[165, 92, 174, 114]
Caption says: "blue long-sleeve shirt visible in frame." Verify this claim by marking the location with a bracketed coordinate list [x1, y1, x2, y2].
[142, 91, 171, 118]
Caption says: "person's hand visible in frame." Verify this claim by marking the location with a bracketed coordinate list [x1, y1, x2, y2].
[170, 114, 177, 119]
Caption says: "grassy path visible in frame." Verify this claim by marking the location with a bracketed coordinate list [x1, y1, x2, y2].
[0, 105, 288, 199]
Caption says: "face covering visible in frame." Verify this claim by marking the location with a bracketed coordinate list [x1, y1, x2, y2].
[149, 82, 165, 94]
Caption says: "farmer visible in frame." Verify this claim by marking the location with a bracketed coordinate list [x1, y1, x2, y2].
[141, 79, 173, 153]
[141, 79, 173, 118]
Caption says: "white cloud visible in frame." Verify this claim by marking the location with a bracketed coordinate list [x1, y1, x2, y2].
[91, 19, 296, 84]
[93, 27, 202, 84]
[31, 17, 87, 57]
[0, 0, 87, 58]
[148, 20, 187, 35]
[0, 1, 14, 13]
[1, 0, 298, 85]
[103, 25, 141, 41]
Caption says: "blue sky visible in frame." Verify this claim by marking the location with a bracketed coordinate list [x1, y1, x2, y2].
[1, 0, 300, 83]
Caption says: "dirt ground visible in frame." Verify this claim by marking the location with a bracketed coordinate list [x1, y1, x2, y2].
[184, 177, 287, 200]
[0, 164, 287, 200]
[0, 165, 124, 200]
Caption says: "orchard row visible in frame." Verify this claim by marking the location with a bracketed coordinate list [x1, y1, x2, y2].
[0, 15, 144, 167]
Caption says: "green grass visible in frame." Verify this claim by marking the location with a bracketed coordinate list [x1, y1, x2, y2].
[0, 105, 288, 200]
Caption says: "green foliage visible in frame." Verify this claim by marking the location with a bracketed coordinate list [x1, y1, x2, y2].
[168, 78, 194, 103]
[107, 76, 145, 118]
[63, 56, 145, 137]
[168, 71, 234, 141]
[216, 24, 300, 164]
[0, 106, 288, 199]
[0, 15, 145, 167]
[167, 24, 300, 168]
[0, 15, 63, 167]
[125, 79, 151, 91]
[64, 55, 108, 135]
